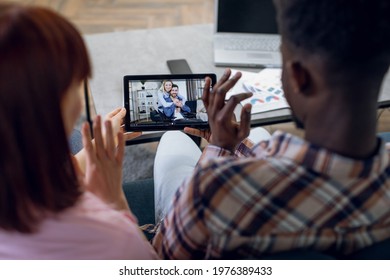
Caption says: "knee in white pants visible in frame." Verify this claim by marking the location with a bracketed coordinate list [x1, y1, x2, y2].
[153, 131, 201, 223]
[248, 127, 271, 143]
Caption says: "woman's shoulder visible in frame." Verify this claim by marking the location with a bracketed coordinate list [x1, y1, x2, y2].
[0, 192, 158, 259]
[68, 191, 138, 226]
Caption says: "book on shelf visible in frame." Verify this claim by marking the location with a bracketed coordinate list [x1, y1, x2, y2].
[226, 68, 289, 115]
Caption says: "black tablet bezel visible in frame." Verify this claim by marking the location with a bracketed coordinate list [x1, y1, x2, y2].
[123, 73, 216, 131]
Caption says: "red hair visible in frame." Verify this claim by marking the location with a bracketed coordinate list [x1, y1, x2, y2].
[0, 3, 91, 232]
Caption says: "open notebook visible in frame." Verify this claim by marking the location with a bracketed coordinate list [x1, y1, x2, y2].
[226, 69, 289, 114]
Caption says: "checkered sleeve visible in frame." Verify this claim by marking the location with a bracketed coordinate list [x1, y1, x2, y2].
[198, 137, 256, 163]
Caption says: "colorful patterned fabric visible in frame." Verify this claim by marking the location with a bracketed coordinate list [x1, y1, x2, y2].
[153, 131, 390, 259]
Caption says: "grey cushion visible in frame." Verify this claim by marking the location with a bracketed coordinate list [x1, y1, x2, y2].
[122, 178, 155, 240]
[69, 129, 83, 155]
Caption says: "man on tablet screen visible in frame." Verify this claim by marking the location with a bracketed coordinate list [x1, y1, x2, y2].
[168, 84, 191, 119]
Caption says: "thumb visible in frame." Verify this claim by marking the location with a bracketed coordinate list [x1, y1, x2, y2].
[183, 127, 202, 137]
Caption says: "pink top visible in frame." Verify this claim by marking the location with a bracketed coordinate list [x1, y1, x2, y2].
[0, 192, 158, 259]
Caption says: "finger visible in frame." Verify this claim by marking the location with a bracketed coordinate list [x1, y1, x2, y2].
[237, 103, 252, 140]
[120, 124, 125, 134]
[93, 115, 105, 159]
[108, 107, 126, 125]
[105, 120, 115, 159]
[81, 122, 92, 151]
[213, 72, 242, 110]
[184, 127, 210, 141]
[202, 77, 212, 109]
[220, 92, 253, 119]
[205, 69, 232, 110]
[183, 127, 202, 138]
[116, 107, 126, 118]
[213, 68, 232, 89]
[81, 121, 96, 163]
[118, 108, 127, 126]
[106, 107, 122, 119]
[231, 111, 237, 122]
[106, 108, 126, 132]
[123, 131, 142, 141]
[116, 131, 125, 164]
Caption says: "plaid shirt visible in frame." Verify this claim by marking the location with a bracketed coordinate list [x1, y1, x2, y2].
[152, 131, 390, 259]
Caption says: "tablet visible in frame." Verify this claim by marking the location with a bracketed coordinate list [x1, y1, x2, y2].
[123, 74, 216, 131]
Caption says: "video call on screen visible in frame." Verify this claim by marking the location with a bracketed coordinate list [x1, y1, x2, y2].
[217, 0, 278, 34]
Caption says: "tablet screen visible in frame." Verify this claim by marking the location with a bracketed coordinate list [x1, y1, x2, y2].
[123, 74, 216, 131]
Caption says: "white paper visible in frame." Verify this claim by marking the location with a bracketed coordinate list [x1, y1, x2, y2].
[227, 68, 289, 114]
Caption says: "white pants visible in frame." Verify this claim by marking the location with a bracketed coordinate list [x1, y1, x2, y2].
[153, 127, 272, 223]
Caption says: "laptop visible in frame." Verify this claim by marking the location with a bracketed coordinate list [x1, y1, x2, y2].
[213, 0, 281, 68]
[123, 74, 216, 131]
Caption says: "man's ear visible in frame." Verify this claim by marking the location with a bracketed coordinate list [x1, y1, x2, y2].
[286, 61, 311, 95]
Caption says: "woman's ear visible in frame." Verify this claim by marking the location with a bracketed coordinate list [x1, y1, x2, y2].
[286, 61, 311, 95]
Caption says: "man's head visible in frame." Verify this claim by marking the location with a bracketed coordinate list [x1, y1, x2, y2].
[275, 0, 390, 68]
[171, 84, 179, 98]
[273, 0, 390, 129]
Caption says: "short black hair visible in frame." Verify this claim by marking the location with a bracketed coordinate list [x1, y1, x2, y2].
[171, 84, 179, 89]
[276, 0, 390, 67]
